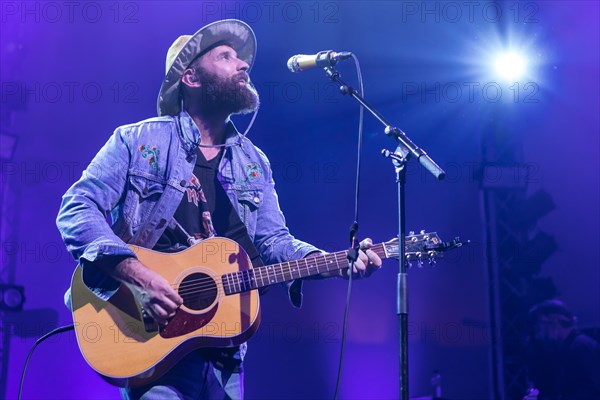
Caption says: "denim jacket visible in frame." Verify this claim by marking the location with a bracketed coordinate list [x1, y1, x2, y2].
[57, 110, 319, 308]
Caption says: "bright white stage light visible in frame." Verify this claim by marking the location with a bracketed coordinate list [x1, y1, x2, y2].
[494, 52, 528, 81]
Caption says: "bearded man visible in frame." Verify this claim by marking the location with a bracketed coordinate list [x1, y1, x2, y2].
[57, 19, 381, 399]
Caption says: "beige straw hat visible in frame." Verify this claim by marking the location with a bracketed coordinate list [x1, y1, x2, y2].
[157, 19, 256, 116]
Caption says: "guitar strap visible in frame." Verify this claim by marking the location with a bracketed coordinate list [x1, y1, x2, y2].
[154, 146, 264, 270]
[169, 205, 268, 295]
[169, 198, 264, 269]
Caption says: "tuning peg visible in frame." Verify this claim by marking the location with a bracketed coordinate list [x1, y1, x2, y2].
[418, 258, 424, 268]
[420, 230, 425, 234]
[428, 254, 437, 266]
[409, 231, 415, 236]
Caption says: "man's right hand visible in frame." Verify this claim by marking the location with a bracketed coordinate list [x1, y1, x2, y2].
[114, 257, 183, 326]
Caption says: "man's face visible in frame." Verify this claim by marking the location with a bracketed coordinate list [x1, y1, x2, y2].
[192, 45, 259, 115]
[534, 314, 571, 344]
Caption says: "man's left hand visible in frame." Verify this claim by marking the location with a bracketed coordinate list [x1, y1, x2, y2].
[340, 238, 382, 279]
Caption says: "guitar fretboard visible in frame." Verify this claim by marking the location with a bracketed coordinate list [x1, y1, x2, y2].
[221, 244, 388, 295]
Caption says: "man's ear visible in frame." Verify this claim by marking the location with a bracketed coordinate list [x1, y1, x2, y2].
[181, 68, 201, 88]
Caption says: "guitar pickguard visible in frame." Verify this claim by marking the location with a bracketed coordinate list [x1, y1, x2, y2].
[160, 305, 218, 339]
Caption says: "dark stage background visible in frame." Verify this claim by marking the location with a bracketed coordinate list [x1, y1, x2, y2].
[1, 1, 598, 399]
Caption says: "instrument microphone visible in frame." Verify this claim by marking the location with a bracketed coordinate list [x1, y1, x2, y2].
[287, 50, 353, 73]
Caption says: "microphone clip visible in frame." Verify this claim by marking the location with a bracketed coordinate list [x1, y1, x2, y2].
[316, 50, 352, 67]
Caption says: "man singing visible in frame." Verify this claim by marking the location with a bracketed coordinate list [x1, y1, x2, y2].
[57, 19, 381, 399]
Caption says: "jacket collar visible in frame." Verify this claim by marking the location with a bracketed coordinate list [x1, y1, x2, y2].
[178, 109, 243, 149]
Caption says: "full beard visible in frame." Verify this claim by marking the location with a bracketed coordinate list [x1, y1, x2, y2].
[195, 68, 260, 115]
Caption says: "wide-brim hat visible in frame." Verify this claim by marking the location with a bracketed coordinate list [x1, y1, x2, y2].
[157, 19, 256, 116]
[529, 299, 574, 321]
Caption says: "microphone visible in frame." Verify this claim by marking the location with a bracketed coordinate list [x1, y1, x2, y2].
[287, 50, 353, 72]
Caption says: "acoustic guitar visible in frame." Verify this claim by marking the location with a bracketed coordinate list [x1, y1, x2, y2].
[71, 232, 452, 387]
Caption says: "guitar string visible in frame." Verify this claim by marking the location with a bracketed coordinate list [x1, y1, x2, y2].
[174, 249, 357, 294]
[173, 244, 394, 295]
[163, 242, 430, 303]
[176, 243, 431, 301]
[175, 251, 430, 297]
[175, 255, 346, 296]
[172, 243, 390, 293]
[174, 245, 392, 296]
[176, 260, 336, 296]
[179, 256, 347, 300]
[172, 251, 348, 294]
[171, 244, 394, 289]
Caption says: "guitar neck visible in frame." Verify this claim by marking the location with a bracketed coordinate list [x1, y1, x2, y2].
[222, 243, 391, 296]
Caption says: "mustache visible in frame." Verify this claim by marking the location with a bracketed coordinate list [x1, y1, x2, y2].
[232, 72, 250, 83]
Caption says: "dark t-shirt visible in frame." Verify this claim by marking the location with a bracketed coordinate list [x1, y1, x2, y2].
[154, 148, 262, 267]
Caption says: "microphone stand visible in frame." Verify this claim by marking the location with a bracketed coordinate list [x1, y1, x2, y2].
[323, 66, 445, 400]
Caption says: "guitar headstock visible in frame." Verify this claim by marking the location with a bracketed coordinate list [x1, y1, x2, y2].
[383, 231, 462, 266]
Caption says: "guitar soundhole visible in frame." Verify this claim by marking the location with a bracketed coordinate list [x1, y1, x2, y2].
[178, 273, 218, 311]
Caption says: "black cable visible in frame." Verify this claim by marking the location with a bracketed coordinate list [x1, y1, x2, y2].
[333, 54, 365, 400]
[334, 258, 353, 400]
[18, 324, 75, 400]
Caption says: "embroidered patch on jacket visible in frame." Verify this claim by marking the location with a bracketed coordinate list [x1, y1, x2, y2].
[139, 145, 161, 172]
[245, 162, 261, 181]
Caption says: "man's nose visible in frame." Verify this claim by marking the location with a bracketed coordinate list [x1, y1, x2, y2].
[237, 58, 249, 71]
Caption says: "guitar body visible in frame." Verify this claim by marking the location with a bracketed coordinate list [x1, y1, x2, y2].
[71, 237, 260, 388]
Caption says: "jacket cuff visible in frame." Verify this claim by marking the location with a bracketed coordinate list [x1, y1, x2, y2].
[284, 247, 326, 308]
[64, 245, 136, 310]
[286, 279, 303, 309]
